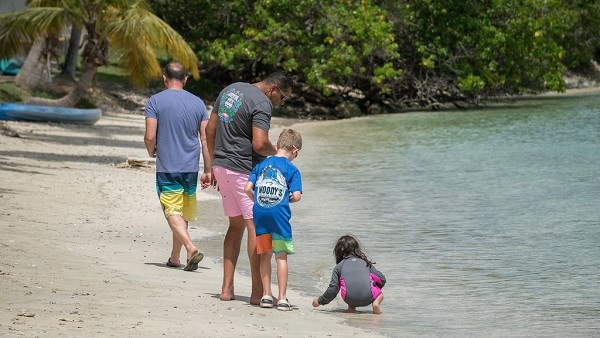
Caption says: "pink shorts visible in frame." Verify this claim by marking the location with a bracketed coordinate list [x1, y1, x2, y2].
[213, 166, 253, 219]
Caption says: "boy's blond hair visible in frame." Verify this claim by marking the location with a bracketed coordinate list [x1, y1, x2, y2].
[277, 129, 302, 151]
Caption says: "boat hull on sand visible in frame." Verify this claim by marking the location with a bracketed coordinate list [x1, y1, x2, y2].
[0, 103, 102, 125]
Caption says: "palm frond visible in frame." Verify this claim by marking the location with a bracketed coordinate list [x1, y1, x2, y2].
[103, 3, 199, 87]
[142, 11, 200, 79]
[0, 7, 70, 58]
[27, 0, 63, 6]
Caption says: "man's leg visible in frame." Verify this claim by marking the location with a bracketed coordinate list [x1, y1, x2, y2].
[220, 215, 245, 301]
[169, 232, 183, 266]
[245, 218, 263, 305]
[167, 216, 198, 260]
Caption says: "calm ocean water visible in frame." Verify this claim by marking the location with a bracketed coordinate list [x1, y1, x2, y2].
[287, 94, 600, 336]
[202, 94, 600, 336]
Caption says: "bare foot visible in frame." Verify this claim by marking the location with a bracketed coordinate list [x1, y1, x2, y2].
[345, 306, 357, 314]
[220, 287, 236, 301]
[219, 293, 236, 301]
[372, 293, 383, 315]
[249, 296, 261, 305]
[249, 288, 263, 305]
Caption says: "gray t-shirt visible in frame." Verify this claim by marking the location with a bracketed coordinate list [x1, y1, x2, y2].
[211, 82, 272, 174]
[145, 89, 208, 173]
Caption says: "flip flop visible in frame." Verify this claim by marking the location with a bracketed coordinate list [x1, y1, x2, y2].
[166, 258, 181, 268]
[183, 251, 204, 271]
[277, 299, 292, 311]
[260, 295, 273, 308]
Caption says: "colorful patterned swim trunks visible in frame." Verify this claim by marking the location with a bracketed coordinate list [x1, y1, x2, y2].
[156, 172, 197, 221]
[256, 233, 295, 255]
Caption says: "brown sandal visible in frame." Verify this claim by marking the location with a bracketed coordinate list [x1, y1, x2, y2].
[183, 252, 204, 271]
[166, 258, 181, 268]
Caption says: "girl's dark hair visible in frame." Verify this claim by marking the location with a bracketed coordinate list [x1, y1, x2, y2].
[333, 235, 374, 267]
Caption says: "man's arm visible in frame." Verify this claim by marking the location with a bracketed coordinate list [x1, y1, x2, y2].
[205, 112, 217, 163]
[252, 126, 276, 156]
[144, 118, 157, 158]
[199, 119, 211, 189]
[199, 120, 211, 173]
[205, 112, 218, 186]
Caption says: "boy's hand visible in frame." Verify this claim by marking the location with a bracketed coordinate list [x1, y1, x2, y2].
[312, 298, 320, 307]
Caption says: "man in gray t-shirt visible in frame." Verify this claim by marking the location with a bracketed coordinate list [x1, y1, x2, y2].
[206, 71, 293, 305]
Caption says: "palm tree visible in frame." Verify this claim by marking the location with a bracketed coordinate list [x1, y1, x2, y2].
[0, 0, 199, 107]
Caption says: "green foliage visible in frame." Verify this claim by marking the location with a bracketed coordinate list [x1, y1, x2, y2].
[150, 0, 402, 98]
[554, 0, 600, 71]
[396, 0, 568, 94]
[304, 0, 402, 94]
[458, 75, 485, 93]
[147, 0, 600, 106]
[5, 0, 594, 111]
[0, 82, 26, 102]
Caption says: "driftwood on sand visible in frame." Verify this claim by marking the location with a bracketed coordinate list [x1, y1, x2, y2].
[0, 121, 20, 137]
[116, 156, 155, 169]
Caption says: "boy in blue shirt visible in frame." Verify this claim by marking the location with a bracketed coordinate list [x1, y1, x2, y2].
[244, 129, 302, 311]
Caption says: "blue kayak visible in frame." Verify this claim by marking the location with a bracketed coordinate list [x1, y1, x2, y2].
[0, 103, 102, 125]
[0, 58, 23, 75]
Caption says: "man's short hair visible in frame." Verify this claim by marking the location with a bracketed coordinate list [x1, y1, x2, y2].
[263, 71, 294, 92]
[163, 62, 188, 82]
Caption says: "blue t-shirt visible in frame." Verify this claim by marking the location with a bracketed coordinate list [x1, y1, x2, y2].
[145, 89, 208, 173]
[248, 156, 302, 238]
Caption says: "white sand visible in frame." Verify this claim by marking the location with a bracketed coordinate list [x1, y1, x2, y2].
[0, 112, 383, 337]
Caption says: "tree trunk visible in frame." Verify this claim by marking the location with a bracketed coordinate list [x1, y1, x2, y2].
[14, 36, 52, 89]
[61, 25, 83, 79]
[23, 15, 106, 108]
[25, 63, 97, 107]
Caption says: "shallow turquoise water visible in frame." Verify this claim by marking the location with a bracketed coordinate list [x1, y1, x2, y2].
[287, 95, 599, 336]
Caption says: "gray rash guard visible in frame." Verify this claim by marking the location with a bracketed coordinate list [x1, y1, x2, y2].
[318, 256, 386, 307]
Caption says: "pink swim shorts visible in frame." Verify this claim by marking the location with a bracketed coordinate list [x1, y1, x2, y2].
[213, 166, 253, 219]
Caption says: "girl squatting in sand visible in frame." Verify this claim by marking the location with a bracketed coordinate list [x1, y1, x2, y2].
[313, 235, 386, 314]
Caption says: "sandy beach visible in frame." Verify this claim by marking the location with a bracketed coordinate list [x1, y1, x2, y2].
[0, 112, 383, 337]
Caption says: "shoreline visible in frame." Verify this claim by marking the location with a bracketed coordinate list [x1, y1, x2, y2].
[1, 86, 597, 336]
[0, 113, 384, 337]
